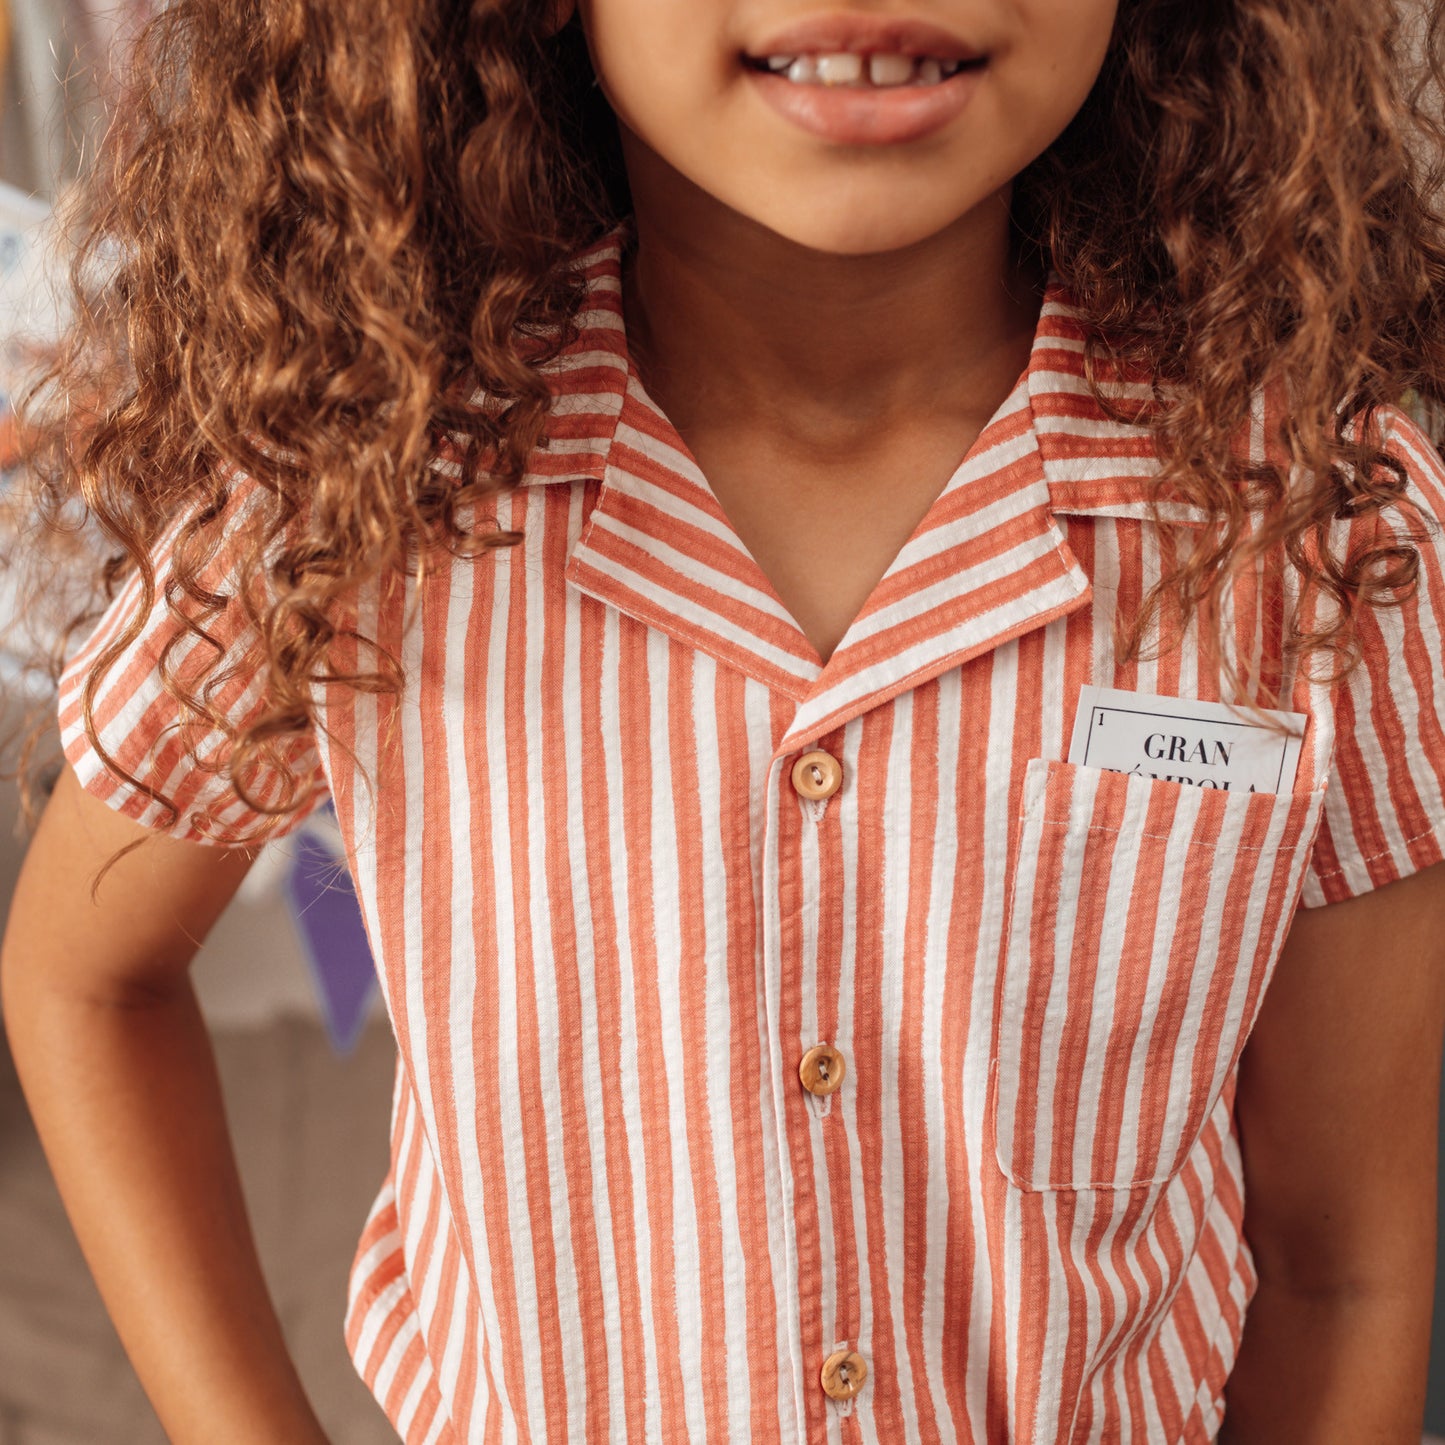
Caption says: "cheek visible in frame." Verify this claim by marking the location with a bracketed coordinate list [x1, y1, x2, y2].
[989, 0, 1117, 157]
[1014, 0, 1119, 99]
[582, 0, 733, 145]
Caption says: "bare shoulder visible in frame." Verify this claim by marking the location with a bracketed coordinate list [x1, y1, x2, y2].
[0, 763, 257, 1007]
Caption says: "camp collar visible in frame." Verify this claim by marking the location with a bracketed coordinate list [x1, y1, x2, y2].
[507, 222, 1201, 750]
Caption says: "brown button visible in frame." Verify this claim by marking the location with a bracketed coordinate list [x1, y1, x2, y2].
[791, 748, 843, 800]
[799, 1043, 846, 1097]
[820, 1348, 868, 1401]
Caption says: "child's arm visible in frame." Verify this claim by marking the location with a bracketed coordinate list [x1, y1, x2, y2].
[1221, 858, 1445, 1443]
[0, 764, 332, 1445]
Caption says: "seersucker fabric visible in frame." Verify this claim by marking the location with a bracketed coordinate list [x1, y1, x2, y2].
[59, 221, 1445, 1442]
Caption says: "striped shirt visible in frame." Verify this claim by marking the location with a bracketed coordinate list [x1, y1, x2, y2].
[59, 222, 1445, 1443]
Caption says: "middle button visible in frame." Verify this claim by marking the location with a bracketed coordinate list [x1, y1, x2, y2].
[791, 748, 843, 800]
[799, 1043, 847, 1097]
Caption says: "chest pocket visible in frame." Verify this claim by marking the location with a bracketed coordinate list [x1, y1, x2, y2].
[992, 757, 1326, 1193]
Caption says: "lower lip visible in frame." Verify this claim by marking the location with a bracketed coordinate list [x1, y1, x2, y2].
[746, 64, 987, 147]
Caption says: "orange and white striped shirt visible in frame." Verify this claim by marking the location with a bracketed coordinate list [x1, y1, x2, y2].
[59, 223, 1445, 1443]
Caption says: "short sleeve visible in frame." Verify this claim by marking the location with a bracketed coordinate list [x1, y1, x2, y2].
[56, 490, 329, 847]
[1301, 407, 1445, 906]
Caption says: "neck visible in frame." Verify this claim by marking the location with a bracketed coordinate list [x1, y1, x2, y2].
[619, 139, 1045, 453]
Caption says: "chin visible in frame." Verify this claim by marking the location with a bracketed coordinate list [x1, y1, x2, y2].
[742, 201, 983, 258]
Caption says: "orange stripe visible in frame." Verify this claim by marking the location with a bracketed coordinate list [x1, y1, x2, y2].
[501, 502, 570, 1437]
[614, 616, 690, 1432]
[665, 641, 733, 1434]
[575, 586, 651, 1444]
[716, 663, 784, 1439]
[537, 495, 613, 1438]
[458, 532, 533, 1433]
[898, 684, 944, 1443]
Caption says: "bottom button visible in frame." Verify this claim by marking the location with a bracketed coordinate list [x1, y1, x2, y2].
[820, 1348, 868, 1401]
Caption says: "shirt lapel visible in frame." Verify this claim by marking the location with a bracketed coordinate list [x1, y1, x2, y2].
[777, 377, 1092, 753]
[524, 232, 1205, 748]
[563, 376, 824, 700]
[1031, 292, 1215, 527]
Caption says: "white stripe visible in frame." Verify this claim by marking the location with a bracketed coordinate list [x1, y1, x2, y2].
[599, 602, 664, 1439]
[691, 651, 753, 1439]
[352, 1274, 411, 1381]
[844, 503, 1066, 647]
[443, 496, 513, 1435]
[561, 482, 629, 1441]
[348, 1221, 402, 1317]
[873, 693, 922, 1441]
[919, 669, 962, 1445]
[372, 1313, 422, 1412]
[646, 627, 707, 1443]
[759, 742, 809, 1438]
[795, 726, 838, 1412]
[523, 492, 583, 1432]
[1092, 780, 1194, 1188]
[485, 486, 547, 1441]
[392, 1335, 432, 1440]
[744, 677, 806, 1438]
[589, 502, 802, 636]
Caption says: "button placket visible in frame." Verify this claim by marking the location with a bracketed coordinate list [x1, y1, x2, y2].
[802, 793, 831, 825]
[768, 747, 832, 1438]
[783, 735, 864, 1431]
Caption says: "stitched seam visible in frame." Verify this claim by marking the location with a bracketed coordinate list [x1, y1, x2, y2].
[1026, 818, 1295, 851]
[1307, 824, 1444, 879]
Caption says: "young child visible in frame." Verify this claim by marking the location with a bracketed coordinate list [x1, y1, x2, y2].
[4, 0, 1445, 1441]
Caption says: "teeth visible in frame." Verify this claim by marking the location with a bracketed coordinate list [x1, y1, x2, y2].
[814, 52, 864, 85]
[868, 53, 915, 86]
[763, 52, 973, 87]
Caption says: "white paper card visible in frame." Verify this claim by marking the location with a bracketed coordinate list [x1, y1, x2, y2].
[1068, 685, 1306, 795]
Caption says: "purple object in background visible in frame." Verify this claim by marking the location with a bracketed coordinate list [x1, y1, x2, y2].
[282, 810, 378, 1056]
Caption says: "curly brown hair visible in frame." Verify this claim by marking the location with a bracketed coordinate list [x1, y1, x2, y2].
[13, 0, 1445, 834]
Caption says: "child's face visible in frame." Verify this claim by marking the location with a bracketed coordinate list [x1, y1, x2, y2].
[571, 0, 1119, 255]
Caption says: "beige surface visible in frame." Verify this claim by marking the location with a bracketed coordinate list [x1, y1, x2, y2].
[0, 1014, 401, 1444]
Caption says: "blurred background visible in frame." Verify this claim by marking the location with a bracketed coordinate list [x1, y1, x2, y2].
[0, 4, 1444, 1444]
[0, 10, 399, 1443]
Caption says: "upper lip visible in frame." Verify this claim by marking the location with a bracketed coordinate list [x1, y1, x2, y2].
[743, 12, 985, 60]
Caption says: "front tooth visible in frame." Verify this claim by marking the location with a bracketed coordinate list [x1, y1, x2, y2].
[915, 57, 943, 85]
[786, 55, 820, 83]
[764, 54, 795, 72]
[868, 53, 915, 86]
[814, 52, 864, 85]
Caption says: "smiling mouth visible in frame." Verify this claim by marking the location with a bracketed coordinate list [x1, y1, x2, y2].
[741, 51, 988, 88]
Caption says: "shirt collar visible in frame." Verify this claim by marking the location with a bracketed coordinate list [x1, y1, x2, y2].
[521, 219, 1207, 522]
[514, 222, 1199, 750]
[1025, 290, 1212, 526]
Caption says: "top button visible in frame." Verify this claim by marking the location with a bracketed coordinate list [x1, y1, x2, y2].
[791, 749, 843, 800]
[820, 1348, 868, 1401]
